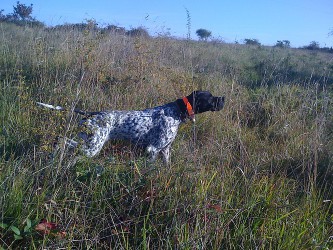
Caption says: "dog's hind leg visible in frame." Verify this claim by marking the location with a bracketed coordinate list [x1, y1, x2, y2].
[63, 137, 79, 149]
[50, 136, 79, 159]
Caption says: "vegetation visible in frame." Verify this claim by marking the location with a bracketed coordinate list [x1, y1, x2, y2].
[244, 38, 261, 46]
[12, 1, 33, 21]
[0, 1, 33, 21]
[0, 1, 43, 27]
[196, 28, 212, 41]
[275, 40, 291, 48]
[0, 10, 333, 250]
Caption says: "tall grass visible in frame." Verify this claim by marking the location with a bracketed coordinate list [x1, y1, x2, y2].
[0, 22, 332, 249]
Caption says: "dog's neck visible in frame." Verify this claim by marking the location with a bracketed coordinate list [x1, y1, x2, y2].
[174, 98, 195, 122]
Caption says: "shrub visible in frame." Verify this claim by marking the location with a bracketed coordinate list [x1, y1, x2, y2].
[126, 26, 150, 37]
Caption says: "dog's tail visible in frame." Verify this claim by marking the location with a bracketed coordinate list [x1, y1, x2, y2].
[36, 102, 65, 111]
[36, 102, 88, 115]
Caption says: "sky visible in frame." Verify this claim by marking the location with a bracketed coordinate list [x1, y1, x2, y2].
[2, 0, 333, 48]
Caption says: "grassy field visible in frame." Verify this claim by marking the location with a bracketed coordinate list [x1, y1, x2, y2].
[0, 21, 333, 249]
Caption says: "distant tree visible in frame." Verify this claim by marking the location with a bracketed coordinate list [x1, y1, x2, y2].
[275, 40, 291, 48]
[244, 38, 261, 46]
[283, 40, 291, 48]
[196, 28, 212, 41]
[0, 2, 43, 27]
[126, 27, 149, 37]
[275, 41, 283, 48]
[305, 41, 320, 50]
[13, 1, 33, 21]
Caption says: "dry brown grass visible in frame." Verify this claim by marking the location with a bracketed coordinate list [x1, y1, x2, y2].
[0, 22, 332, 249]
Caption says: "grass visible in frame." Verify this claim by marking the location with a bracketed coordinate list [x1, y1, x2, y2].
[0, 21, 333, 249]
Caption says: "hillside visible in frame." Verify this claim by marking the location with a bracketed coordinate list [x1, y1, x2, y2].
[1, 22, 333, 249]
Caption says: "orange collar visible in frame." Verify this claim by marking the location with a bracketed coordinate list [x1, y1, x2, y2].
[182, 96, 195, 121]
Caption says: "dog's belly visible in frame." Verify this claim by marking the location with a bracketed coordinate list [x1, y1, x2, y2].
[108, 127, 151, 145]
[105, 111, 155, 145]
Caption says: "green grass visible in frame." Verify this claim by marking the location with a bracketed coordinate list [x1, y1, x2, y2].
[0, 21, 333, 249]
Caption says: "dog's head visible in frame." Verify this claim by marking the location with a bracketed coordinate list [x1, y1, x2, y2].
[176, 90, 225, 121]
[187, 90, 225, 114]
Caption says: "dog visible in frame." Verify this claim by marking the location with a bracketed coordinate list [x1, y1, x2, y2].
[37, 90, 225, 164]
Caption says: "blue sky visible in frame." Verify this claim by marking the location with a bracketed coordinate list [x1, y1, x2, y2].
[2, 0, 333, 47]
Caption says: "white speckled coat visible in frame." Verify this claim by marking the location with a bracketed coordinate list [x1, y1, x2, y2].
[79, 103, 182, 163]
[37, 91, 225, 164]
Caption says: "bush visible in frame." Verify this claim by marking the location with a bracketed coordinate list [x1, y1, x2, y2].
[126, 26, 150, 37]
[244, 38, 261, 46]
[196, 28, 212, 41]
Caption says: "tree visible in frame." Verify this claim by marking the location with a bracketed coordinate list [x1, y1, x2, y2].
[275, 40, 291, 48]
[126, 27, 150, 37]
[13, 1, 33, 21]
[305, 41, 320, 50]
[0, 2, 43, 27]
[196, 28, 212, 41]
[283, 40, 291, 48]
[244, 38, 261, 46]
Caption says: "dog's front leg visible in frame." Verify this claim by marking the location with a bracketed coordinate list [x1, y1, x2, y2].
[161, 145, 171, 166]
[146, 145, 159, 163]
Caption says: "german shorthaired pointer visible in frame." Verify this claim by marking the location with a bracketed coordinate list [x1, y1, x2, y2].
[37, 90, 224, 164]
